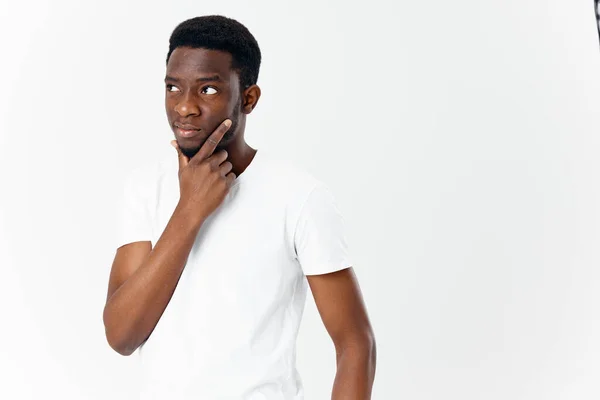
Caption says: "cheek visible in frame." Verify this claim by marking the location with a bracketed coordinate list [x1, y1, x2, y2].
[165, 98, 175, 113]
[227, 95, 243, 115]
[165, 108, 177, 123]
[208, 99, 235, 118]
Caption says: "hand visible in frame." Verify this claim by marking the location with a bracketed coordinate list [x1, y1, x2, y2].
[170, 119, 236, 220]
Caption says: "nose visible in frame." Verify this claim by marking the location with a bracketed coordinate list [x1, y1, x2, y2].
[174, 92, 200, 117]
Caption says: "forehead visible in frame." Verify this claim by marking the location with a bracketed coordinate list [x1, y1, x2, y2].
[166, 47, 235, 79]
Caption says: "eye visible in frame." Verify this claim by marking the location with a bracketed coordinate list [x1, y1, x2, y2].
[201, 86, 218, 95]
[166, 84, 180, 92]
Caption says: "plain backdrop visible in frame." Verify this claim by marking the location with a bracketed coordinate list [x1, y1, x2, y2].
[1, 0, 600, 399]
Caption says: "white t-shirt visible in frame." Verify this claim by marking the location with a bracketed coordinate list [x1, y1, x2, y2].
[116, 149, 352, 400]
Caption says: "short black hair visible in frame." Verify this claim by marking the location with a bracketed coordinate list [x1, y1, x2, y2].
[167, 15, 261, 89]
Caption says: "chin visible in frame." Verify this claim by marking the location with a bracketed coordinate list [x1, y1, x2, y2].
[180, 145, 202, 159]
[179, 138, 233, 159]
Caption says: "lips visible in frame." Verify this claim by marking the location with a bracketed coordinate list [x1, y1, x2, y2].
[174, 123, 202, 138]
[175, 123, 201, 130]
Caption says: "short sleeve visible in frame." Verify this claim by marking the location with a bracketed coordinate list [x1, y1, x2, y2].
[294, 184, 352, 276]
[115, 167, 153, 249]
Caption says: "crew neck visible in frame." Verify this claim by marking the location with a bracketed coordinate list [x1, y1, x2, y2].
[231, 149, 260, 187]
[161, 148, 261, 188]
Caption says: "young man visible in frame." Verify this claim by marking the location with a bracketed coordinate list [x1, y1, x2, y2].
[103, 15, 376, 399]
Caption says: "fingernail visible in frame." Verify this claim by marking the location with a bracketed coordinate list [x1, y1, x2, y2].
[224, 119, 232, 127]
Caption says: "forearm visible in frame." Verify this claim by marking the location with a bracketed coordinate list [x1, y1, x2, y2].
[331, 337, 377, 400]
[103, 203, 205, 355]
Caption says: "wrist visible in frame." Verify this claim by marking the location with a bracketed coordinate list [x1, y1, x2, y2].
[174, 201, 209, 228]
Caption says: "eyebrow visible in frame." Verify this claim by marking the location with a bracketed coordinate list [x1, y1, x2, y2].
[164, 75, 222, 83]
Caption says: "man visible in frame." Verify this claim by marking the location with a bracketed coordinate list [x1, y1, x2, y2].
[103, 15, 376, 399]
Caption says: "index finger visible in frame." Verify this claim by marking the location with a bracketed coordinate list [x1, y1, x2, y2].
[190, 119, 232, 164]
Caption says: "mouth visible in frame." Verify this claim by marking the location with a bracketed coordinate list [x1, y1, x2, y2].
[174, 123, 202, 138]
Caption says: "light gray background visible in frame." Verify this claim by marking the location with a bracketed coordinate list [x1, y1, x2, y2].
[1, 0, 599, 399]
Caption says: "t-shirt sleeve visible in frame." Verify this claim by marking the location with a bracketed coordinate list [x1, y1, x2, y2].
[115, 167, 153, 249]
[294, 183, 352, 276]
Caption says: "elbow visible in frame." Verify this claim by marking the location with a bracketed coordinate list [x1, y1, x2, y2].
[340, 332, 377, 381]
[105, 333, 136, 356]
[103, 307, 136, 357]
[361, 331, 377, 367]
[335, 330, 377, 366]
[367, 333, 377, 368]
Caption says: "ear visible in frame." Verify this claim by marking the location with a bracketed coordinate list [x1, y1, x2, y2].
[241, 85, 261, 114]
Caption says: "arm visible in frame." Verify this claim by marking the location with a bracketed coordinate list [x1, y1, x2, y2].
[103, 119, 234, 356]
[307, 267, 376, 400]
[103, 204, 205, 356]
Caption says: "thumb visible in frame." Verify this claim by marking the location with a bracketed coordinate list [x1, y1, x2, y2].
[171, 140, 188, 171]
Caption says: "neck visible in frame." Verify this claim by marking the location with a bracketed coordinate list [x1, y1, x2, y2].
[222, 137, 257, 178]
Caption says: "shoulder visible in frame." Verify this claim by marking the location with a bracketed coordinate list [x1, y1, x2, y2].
[252, 151, 339, 227]
[254, 150, 325, 196]
[121, 154, 174, 196]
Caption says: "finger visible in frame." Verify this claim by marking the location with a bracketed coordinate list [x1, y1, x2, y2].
[225, 172, 236, 186]
[209, 149, 229, 167]
[171, 140, 189, 171]
[190, 119, 232, 164]
[219, 161, 233, 176]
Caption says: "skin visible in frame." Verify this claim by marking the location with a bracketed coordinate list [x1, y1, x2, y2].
[103, 46, 376, 399]
[165, 47, 259, 173]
